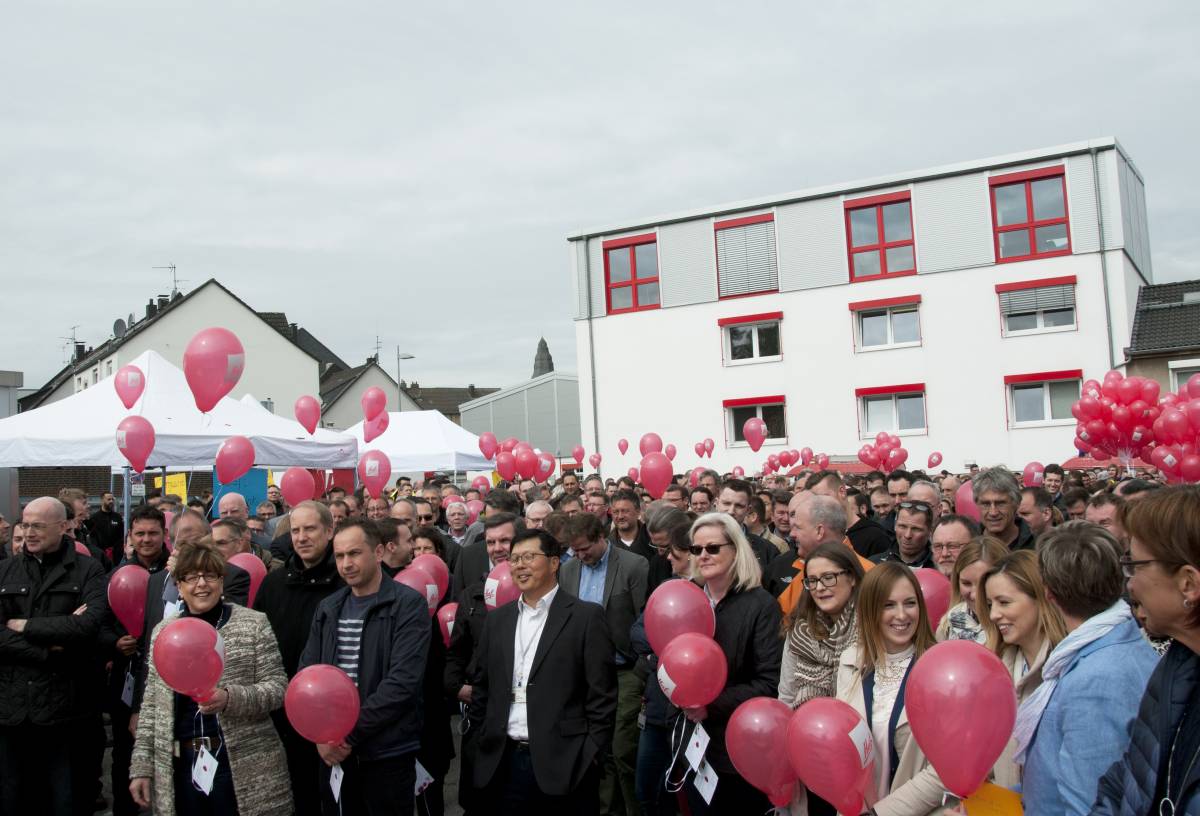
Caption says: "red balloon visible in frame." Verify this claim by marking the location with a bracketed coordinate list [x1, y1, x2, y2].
[657, 633, 727, 708]
[437, 602, 459, 648]
[572, 445, 585, 464]
[627, 467, 640, 483]
[703, 438, 715, 456]
[294, 395, 321, 435]
[1021, 461, 1044, 488]
[280, 467, 315, 508]
[215, 435, 255, 484]
[228, 552, 267, 607]
[694, 442, 705, 457]
[153, 617, 224, 699]
[907, 641, 1016, 797]
[1188, 373, 1200, 400]
[927, 451, 943, 469]
[731, 466, 745, 478]
[768, 453, 781, 470]
[618, 438, 629, 455]
[471, 475, 491, 496]
[496, 451, 518, 481]
[535, 452, 556, 484]
[640, 452, 673, 499]
[515, 448, 539, 480]
[74, 540, 90, 557]
[588, 453, 602, 469]
[644, 580, 716, 656]
[113, 364, 145, 409]
[664, 444, 677, 461]
[728, 698, 797, 807]
[441, 494, 464, 510]
[182, 327, 245, 412]
[360, 386, 387, 421]
[814, 454, 830, 471]
[688, 467, 705, 489]
[787, 697, 877, 816]
[513, 442, 534, 457]
[479, 431, 498, 460]
[363, 410, 389, 443]
[394, 563, 439, 616]
[285, 665, 360, 744]
[639, 432, 664, 457]
[116, 416, 156, 473]
[743, 418, 768, 452]
[466, 499, 484, 524]
[357, 450, 392, 499]
[1180, 455, 1200, 483]
[484, 561, 520, 610]
[108, 565, 149, 638]
[500, 437, 519, 453]
[955, 481, 979, 522]
[914, 568, 951, 626]
[800, 447, 813, 466]
[412, 553, 449, 601]
[885, 447, 908, 471]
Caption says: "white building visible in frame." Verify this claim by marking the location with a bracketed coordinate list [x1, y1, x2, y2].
[460, 371, 581, 461]
[568, 138, 1153, 473]
[320, 358, 422, 430]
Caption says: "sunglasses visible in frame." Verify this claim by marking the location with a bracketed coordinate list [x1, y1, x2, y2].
[688, 542, 733, 556]
[898, 501, 931, 512]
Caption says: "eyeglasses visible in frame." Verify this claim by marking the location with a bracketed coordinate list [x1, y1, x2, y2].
[19, 522, 58, 533]
[179, 572, 221, 585]
[802, 570, 849, 590]
[897, 501, 931, 513]
[507, 552, 550, 566]
[1119, 557, 1172, 579]
[688, 543, 733, 556]
[932, 542, 966, 554]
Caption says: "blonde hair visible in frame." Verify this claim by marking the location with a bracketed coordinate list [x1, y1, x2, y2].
[976, 549, 1067, 656]
[855, 562, 936, 670]
[948, 535, 1011, 606]
[688, 512, 762, 592]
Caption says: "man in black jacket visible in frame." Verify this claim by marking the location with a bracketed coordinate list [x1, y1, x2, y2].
[607, 489, 657, 561]
[299, 518, 429, 816]
[0, 496, 108, 816]
[254, 500, 344, 816]
[469, 529, 616, 814]
[870, 501, 937, 569]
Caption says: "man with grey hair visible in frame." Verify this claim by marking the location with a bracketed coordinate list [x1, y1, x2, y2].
[764, 492, 849, 598]
[444, 501, 470, 544]
[871, 499, 937, 569]
[907, 480, 942, 524]
[218, 491, 250, 520]
[524, 499, 553, 530]
[972, 466, 1034, 550]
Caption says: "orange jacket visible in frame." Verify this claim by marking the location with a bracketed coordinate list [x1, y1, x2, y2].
[777, 536, 875, 615]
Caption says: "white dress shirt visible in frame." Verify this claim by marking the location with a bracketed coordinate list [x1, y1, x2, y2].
[506, 585, 559, 740]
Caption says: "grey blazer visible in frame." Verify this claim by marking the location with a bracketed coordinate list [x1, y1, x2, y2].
[558, 543, 648, 662]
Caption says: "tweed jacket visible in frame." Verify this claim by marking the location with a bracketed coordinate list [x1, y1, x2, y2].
[130, 604, 292, 816]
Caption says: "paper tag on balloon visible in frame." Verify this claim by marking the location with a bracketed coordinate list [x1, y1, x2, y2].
[225, 353, 245, 383]
[849, 719, 874, 769]
[693, 757, 718, 804]
[656, 664, 677, 701]
[365, 458, 379, 478]
[191, 745, 217, 795]
[483, 578, 499, 608]
[685, 722, 710, 771]
[128, 371, 141, 387]
[426, 584, 439, 605]
[447, 620, 455, 637]
[121, 670, 135, 708]
[414, 759, 434, 795]
[116, 430, 127, 449]
[330, 763, 344, 802]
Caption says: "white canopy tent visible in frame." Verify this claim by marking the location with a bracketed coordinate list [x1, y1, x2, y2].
[0, 350, 359, 468]
[346, 410, 492, 474]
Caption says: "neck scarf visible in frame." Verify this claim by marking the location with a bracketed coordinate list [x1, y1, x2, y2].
[785, 599, 858, 707]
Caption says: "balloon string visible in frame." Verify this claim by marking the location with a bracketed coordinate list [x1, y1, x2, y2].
[664, 711, 690, 794]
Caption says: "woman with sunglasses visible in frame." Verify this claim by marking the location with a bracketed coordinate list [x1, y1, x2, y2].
[837, 562, 949, 815]
[936, 536, 1009, 642]
[681, 513, 782, 815]
[975, 550, 1066, 789]
[1093, 487, 1200, 815]
[130, 537, 291, 816]
[779, 543, 865, 816]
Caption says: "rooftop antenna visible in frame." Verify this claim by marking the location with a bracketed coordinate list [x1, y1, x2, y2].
[59, 325, 81, 365]
[152, 264, 186, 296]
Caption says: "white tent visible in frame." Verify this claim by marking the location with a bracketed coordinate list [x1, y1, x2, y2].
[0, 350, 359, 468]
[346, 410, 492, 473]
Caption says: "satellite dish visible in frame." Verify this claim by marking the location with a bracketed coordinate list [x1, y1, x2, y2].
[113, 319, 127, 339]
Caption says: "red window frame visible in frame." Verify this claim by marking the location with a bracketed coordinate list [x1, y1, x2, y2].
[844, 191, 917, 283]
[1004, 370, 1083, 426]
[602, 232, 660, 315]
[855, 383, 928, 437]
[989, 166, 1071, 264]
[722, 395, 787, 447]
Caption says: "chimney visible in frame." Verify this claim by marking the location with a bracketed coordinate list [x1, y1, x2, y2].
[468, 384, 476, 397]
[74, 342, 86, 362]
[157, 295, 169, 310]
[146, 299, 157, 319]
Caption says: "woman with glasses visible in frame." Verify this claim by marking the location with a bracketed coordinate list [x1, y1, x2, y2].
[680, 513, 782, 815]
[130, 537, 291, 816]
[975, 550, 1066, 789]
[1092, 487, 1200, 815]
[936, 536, 1009, 642]
[837, 562, 950, 815]
[779, 543, 865, 816]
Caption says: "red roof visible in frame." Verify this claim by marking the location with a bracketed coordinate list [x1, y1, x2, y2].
[1061, 455, 1150, 470]
[786, 461, 875, 477]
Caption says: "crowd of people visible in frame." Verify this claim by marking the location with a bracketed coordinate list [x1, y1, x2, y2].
[0, 461, 1197, 815]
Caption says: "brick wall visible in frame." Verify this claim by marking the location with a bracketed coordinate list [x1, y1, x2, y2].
[17, 467, 215, 503]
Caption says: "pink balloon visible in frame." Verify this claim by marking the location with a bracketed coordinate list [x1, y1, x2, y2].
[800, 447, 813, 466]
[694, 442, 705, 458]
[644, 580, 716, 655]
[572, 445, 585, 464]
[627, 467, 640, 483]
[116, 416, 156, 473]
[437, 602, 459, 648]
[914, 568, 951, 626]
[108, 565, 150, 637]
[412, 554, 449, 602]
[500, 437, 519, 453]
[927, 451, 943, 469]
[182, 327, 245, 413]
[465, 499, 484, 524]
[731, 465, 745, 478]
[513, 442, 534, 457]
[768, 453, 781, 470]
[496, 451, 518, 481]
[743, 417, 768, 452]
[228, 552, 267, 607]
[787, 697, 877, 816]
[479, 432, 498, 460]
[728, 698, 797, 808]
[514, 448, 539, 480]
[1180, 455, 1200, 483]
[285, 665, 360, 744]
[280, 467, 315, 508]
[535, 452, 556, 484]
[1022, 461, 1045, 488]
[215, 435, 255, 484]
[658, 633, 727, 708]
[361, 386, 387, 421]
[639, 433, 664, 457]
[906, 641, 1016, 798]
[703, 438, 715, 456]
[617, 438, 629, 455]
[955, 481, 979, 522]
[664, 444, 677, 461]
[471, 475, 492, 496]
[885, 447, 908, 471]
[153, 617, 224, 700]
[484, 561, 521, 610]
[363, 410, 389, 443]
[588, 453, 602, 469]
[688, 467, 705, 488]
[441, 494, 464, 509]
[1188, 373, 1200, 400]
[640, 452, 673, 499]
[294, 395, 321, 435]
[394, 563, 439, 616]
[357, 450, 392, 499]
[113, 364, 145, 409]
[74, 540, 90, 557]
[814, 453, 830, 470]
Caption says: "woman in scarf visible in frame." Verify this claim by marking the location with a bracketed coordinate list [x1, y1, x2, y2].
[975, 549, 1066, 788]
[779, 543, 864, 815]
[935, 536, 1008, 642]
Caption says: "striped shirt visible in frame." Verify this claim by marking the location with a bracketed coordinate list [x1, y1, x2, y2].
[336, 592, 376, 684]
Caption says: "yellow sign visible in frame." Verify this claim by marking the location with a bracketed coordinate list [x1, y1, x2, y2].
[152, 473, 188, 499]
[963, 783, 1023, 815]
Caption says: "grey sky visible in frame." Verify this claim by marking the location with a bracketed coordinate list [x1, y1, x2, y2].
[4, 3, 1198, 392]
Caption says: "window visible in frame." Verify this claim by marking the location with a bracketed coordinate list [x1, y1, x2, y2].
[996, 276, 1077, 336]
[1170, 361, 1200, 393]
[715, 214, 778, 298]
[856, 384, 927, 436]
[718, 312, 783, 364]
[849, 295, 922, 350]
[106, 361, 113, 376]
[603, 233, 659, 315]
[990, 167, 1071, 262]
[1005, 371, 1082, 425]
[724, 397, 787, 445]
[92, 369, 98, 384]
[845, 192, 916, 281]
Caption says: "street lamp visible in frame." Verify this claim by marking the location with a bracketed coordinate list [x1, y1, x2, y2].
[396, 349, 414, 410]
